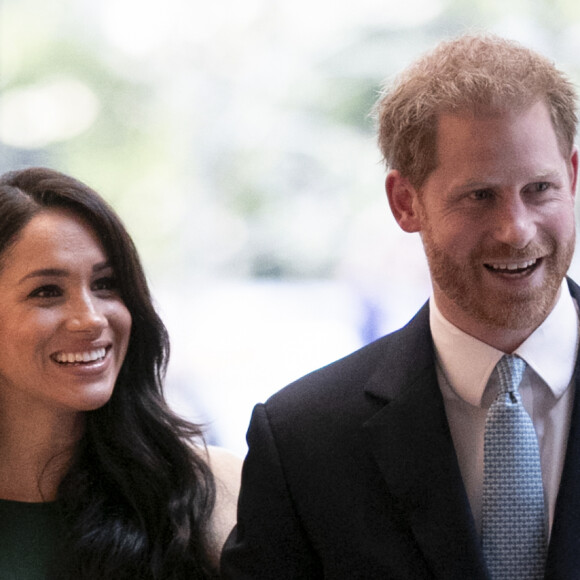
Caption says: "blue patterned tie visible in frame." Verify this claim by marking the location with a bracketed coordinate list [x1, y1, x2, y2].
[481, 355, 547, 580]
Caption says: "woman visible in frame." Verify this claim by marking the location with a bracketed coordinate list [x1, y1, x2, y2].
[0, 167, 241, 579]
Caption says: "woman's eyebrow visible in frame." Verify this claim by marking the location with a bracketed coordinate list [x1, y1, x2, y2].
[18, 261, 112, 284]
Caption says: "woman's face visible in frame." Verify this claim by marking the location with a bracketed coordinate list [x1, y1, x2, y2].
[0, 208, 132, 420]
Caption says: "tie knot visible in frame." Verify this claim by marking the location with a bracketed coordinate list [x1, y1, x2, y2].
[496, 354, 526, 395]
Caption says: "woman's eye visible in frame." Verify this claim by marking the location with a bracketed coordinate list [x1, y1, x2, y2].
[29, 285, 62, 299]
[93, 276, 118, 292]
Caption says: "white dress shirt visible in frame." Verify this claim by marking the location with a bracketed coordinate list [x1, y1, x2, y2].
[430, 280, 579, 536]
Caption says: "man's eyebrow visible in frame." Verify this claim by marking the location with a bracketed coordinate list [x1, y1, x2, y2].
[18, 261, 112, 284]
[447, 181, 496, 196]
[533, 171, 562, 181]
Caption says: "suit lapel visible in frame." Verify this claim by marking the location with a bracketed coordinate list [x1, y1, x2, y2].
[363, 305, 488, 579]
[544, 278, 580, 578]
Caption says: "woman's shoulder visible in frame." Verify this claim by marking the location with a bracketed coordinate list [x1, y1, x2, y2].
[205, 445, 243, 488]
[200, 445, 243, 566]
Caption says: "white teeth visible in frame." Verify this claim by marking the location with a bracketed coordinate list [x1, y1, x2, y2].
[488, 259, 537, 271]
[54, 348, 106, 364]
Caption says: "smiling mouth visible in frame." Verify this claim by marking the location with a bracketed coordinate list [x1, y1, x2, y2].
[52, 347, 108, 365]
[483, 258, 540, 275]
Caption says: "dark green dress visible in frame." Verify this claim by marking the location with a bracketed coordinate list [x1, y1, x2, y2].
[0, 499, 65, 579]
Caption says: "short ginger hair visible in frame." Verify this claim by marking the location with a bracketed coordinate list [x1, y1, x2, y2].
[374, 34, 578, 188]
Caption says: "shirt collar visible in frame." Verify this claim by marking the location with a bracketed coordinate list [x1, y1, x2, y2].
[430, 280, 579, 407]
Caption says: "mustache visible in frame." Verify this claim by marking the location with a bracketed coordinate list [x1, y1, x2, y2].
[475, 242, 553, 262]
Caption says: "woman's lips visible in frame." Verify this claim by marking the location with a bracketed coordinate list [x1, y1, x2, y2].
[51, 346, 108, 365]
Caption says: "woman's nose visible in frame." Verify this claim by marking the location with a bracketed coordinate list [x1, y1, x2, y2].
[65, 294, 107, 333]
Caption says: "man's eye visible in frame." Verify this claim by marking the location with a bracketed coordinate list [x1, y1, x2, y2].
[534, 182, 550, 192]
[471, 189, 493, 200]
[29, 285, 61, 298]
[523, 182, 553, 196]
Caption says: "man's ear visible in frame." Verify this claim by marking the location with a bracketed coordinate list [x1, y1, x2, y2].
[385, 170, 422, 233]
[569, 146, 578, 197]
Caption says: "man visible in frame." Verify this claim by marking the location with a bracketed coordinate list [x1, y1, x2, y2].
[221, 34, 580, 579]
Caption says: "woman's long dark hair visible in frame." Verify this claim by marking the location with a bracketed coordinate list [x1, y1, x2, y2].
[0, 167, 217, 579]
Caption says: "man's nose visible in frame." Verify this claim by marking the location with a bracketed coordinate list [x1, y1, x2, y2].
[491, 195, 537, 249]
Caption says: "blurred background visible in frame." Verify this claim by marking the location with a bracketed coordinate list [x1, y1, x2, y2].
[2, 0, 580, 455]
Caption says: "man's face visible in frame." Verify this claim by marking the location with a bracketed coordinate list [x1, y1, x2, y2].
[415, 101, 577, 342]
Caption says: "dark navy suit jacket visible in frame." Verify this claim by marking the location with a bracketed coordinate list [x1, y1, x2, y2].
[221, 278, 580, 579]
